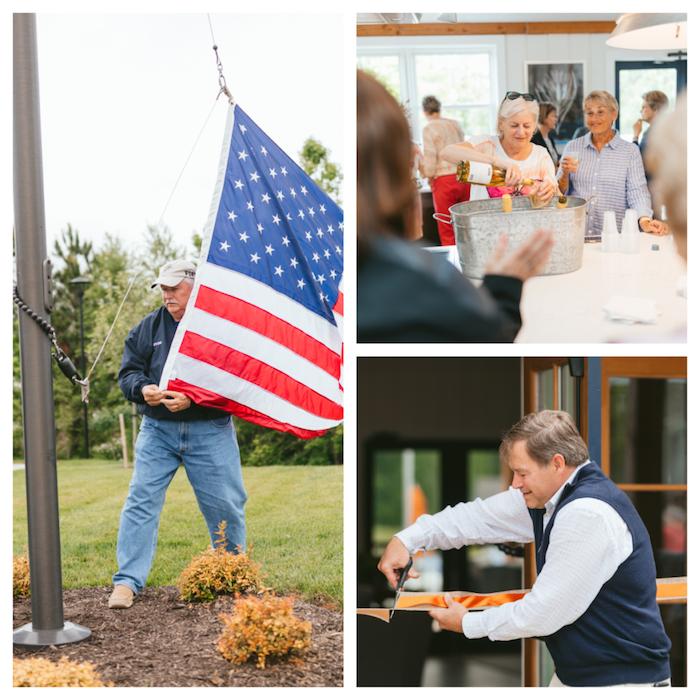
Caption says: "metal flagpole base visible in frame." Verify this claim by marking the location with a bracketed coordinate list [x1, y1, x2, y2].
[13, 621, 92, 648]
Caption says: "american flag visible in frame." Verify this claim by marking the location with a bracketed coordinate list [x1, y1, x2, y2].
[159, 103, 343, 438]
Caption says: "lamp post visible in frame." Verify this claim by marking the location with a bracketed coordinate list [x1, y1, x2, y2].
[70, 276, 90, 458]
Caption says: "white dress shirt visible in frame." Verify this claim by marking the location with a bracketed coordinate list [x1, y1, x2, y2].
[396, 463, 633, 641]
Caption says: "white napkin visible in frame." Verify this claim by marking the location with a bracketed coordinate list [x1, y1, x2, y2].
[602, 295, 661, 325]
[676, 276, 687, 299]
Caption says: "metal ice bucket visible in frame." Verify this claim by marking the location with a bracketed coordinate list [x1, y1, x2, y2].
[433, 195, 596, 279]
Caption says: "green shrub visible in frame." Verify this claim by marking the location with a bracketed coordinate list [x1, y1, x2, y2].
[217, 593, 312, 668]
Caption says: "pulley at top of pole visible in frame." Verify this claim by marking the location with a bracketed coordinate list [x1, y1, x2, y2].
[207, 15, 233, 104]
[212, 43, 234, 104]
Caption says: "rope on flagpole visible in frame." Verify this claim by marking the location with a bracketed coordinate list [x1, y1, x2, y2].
[76, 15, 232, 402]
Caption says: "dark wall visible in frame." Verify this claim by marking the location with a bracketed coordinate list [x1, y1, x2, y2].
[357, 357, 522, 548]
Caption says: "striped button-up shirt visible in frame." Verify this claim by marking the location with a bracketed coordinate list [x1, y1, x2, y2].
[557, 129, 653, 241]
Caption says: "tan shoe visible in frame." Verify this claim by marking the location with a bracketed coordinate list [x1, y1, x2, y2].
[108, 584, 135, 609]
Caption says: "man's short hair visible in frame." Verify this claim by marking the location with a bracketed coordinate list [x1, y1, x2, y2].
[422, 95, 441, 115]
[499, 410, 589, 468]
[642, 90, 669, 114]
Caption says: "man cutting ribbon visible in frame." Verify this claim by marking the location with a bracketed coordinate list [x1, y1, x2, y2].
[377, 410, 672, 687]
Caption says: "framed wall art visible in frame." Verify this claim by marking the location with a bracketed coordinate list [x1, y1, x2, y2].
[525, 61, 586, 143]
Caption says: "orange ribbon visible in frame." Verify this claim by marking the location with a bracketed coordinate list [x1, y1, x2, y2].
[657, 581, 686, 600]
[398, 592, 525, 610]
[397, 580, 686, 611]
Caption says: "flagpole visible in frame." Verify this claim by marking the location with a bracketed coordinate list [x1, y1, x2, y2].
[13, 12, 91, 647]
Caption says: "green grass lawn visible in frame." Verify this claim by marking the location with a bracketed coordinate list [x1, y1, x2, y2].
[13, 460, 342, 607]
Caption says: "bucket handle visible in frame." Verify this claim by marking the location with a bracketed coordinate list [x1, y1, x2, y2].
[433, 212, 453, 225]
[585, 195, 597, 216]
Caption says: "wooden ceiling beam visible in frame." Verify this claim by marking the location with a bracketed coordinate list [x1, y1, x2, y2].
[357, 21, 616, 37]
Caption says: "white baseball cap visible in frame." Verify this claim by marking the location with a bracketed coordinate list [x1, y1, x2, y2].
[151, 259, 197, 289]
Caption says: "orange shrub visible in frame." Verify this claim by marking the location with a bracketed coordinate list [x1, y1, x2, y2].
[13, 656, 113, 687]
[13, 547, 30, 597]
[178, 521, 263, 602]
[217, 593, 312, 668]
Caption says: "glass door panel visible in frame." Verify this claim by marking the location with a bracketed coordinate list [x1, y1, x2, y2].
[558, 364, 578, 421]
[601, 357, 687, 686]
[535, 368, 554, 411]
[617, 67, 677, 141]
[465, 449, 522, 595]
[371, 448, 442, 593]
[609, 377, 687, 484]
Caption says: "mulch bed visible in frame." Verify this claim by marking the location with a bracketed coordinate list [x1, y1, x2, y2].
[13, 586, 343, 687]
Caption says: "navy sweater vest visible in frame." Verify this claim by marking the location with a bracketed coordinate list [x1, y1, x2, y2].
[529, 462, 671, 686]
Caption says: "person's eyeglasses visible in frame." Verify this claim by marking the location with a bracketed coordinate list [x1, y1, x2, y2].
[505, 92, 537, 102]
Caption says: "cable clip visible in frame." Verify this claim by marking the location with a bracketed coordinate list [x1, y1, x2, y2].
[76, 378, 90, 403]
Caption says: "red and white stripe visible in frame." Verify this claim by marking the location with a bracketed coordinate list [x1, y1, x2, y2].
[160, 261, 343, 437]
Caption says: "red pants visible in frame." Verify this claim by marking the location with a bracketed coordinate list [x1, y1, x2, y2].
[432, 175, 472, 246]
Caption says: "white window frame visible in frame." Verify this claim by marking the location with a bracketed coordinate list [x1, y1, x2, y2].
[357, 35, 505, 147]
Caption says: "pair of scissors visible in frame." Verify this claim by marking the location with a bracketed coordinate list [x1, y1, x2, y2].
[390, 555, 413, 621]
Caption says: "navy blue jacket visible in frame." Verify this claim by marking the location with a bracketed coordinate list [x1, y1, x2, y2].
[530, 462, 671, 686]
[118, 306, 229, 422]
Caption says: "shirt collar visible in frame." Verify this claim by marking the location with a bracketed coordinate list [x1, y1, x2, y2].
[584, 128, 620, 150]
[545, 459, 591, 513]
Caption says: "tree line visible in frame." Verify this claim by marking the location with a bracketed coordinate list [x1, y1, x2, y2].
[13, 137, 343, 466]
[12, 224, 342, 466]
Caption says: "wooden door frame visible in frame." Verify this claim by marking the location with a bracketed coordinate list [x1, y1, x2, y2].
[522, 357, 686, 686]
[521, 358, 588, 686]
[600, 357, 687, 482]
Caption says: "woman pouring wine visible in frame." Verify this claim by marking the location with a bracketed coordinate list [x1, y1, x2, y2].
[441, 92, 558, 206]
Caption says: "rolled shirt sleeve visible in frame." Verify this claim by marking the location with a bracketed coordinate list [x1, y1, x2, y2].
[396, 487, 533, 554]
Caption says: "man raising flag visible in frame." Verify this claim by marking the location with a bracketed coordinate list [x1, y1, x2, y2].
[109, 102, 343, 609]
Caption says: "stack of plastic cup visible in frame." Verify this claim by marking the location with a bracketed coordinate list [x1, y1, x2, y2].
[620, 209, 640, 254]
[601, 211, 619, 252]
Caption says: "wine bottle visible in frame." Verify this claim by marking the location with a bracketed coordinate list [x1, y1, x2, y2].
[457, 160, 534, 187]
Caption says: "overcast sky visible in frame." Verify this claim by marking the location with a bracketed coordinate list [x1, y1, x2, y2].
[19, 12, 344, 261]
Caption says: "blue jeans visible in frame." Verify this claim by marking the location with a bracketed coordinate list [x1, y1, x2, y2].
[113, 415, 247, 594]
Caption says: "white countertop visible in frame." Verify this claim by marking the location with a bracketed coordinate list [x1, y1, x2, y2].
[431, 234, 687, 344]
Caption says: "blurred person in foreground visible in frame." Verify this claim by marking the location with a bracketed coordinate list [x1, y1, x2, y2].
[419, 95, 472, 246]
[441, 92, 558, 206]
[357, 70, 553, 343]
[633, 92, 687, 343]
[378, 411, 672, 687]
[557, 90, 667, 238]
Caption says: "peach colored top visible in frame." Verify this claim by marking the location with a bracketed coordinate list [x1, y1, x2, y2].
[420, 118, 465, 183]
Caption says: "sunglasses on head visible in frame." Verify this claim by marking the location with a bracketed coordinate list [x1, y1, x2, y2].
[505, 92, 537, 101]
